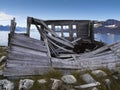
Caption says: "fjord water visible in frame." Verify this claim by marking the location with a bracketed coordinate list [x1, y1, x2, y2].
[1, 30, 120, 46]
[94, 33, 120, 44]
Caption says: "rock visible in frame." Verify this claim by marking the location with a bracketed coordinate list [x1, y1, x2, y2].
[19, 79, 34, 90]
[0, 79, 14, 90]
[61, 75, 77, 84]
[0, 56, 7, 62]
[91, 87, 98, 90]
[51, 78, 62, 90]
[105, 79, 111, 90]
[38, 79, 47, 84]
[91, 70, 107, 77]
[81, 73, 96, 83]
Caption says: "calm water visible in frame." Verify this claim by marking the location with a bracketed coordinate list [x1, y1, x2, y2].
[94, 33, 120, 44]
[1, 31, 120, 46]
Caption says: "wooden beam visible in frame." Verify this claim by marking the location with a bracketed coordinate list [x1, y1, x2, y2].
[74, 82, 100, 89]
[46, 34, 74, 48]
[27, 17, 31, 37]
[35, 24, 51, 58]
[48, 39, 74, 53]
[10, 18, 16, 36]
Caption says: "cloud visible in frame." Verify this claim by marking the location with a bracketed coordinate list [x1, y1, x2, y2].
[0, 12, 14, 20]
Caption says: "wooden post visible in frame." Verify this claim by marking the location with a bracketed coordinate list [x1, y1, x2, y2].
[69, 24, 73, 41]
[90, 21, 94, 43]
[51, 24, 55, 31]
[27, 17, 31, 37]
[10, 18, 16, 36]
[61, 25, 64, 37]
[9, 18, 16, 46]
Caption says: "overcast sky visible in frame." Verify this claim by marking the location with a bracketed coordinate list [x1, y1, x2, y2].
[0, 0, 120, 27]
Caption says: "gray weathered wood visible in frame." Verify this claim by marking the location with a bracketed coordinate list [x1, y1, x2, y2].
[10, 45, 47, 56]
[13, 33, 45, 46]
[4, 67, 50, 76]
[75, 82, 100, 89]
[6, 60, 50, 67]
[48, 39, 74, 53]
[10, 18, 16, 37]
[10, 38, 47, 52]
[46, 34, 73, 48]
[8, 51, 50, 61]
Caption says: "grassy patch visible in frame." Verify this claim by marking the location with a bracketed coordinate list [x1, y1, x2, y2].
[0, 46, 7, 58]
[43, 68, 63, 80]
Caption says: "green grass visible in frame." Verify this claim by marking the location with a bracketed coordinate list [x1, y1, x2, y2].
[43, 68, 63, 80]
[0, 46, 7, 58]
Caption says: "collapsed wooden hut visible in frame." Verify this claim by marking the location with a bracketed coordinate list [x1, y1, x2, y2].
[3, 17, 120, 78]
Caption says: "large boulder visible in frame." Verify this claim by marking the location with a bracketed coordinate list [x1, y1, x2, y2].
[61, 75, 77, 84]
[0, 79, 14, 90]
[19, 79, 34, 90]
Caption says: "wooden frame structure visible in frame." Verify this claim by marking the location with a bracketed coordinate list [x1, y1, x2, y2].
[26, 17, 95, 57]
[27, 17, 94, 42]
[4, 17, 120, 77]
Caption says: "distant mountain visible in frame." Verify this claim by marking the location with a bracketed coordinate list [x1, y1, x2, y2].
[103, 19, 120, 26]
[0, 25, 10, 31]
[0, 25, 26, 31]
[94, 19, 120, 34]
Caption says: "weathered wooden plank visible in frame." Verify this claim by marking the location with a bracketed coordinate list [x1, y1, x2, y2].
[7, 59, 50, 65]
[4, 67, 50, 76]
[78, 45, 110, 58]
[48, 39, 74, 53]
[35, 24, 52, 57]
[6, 60, 50, 68]
[13, 33, 45, 46]
[52, 59, 81, 69]
[8, 51, 50, 61]
[75, 82, 100, 89]
[86, 51, 113, 58]
[10, 38, 47, 52]
[10, 45, 47, 56]
[78, 53, 116, 61]
[46, 34, 73, 48]
[48, 42, 59, 57]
